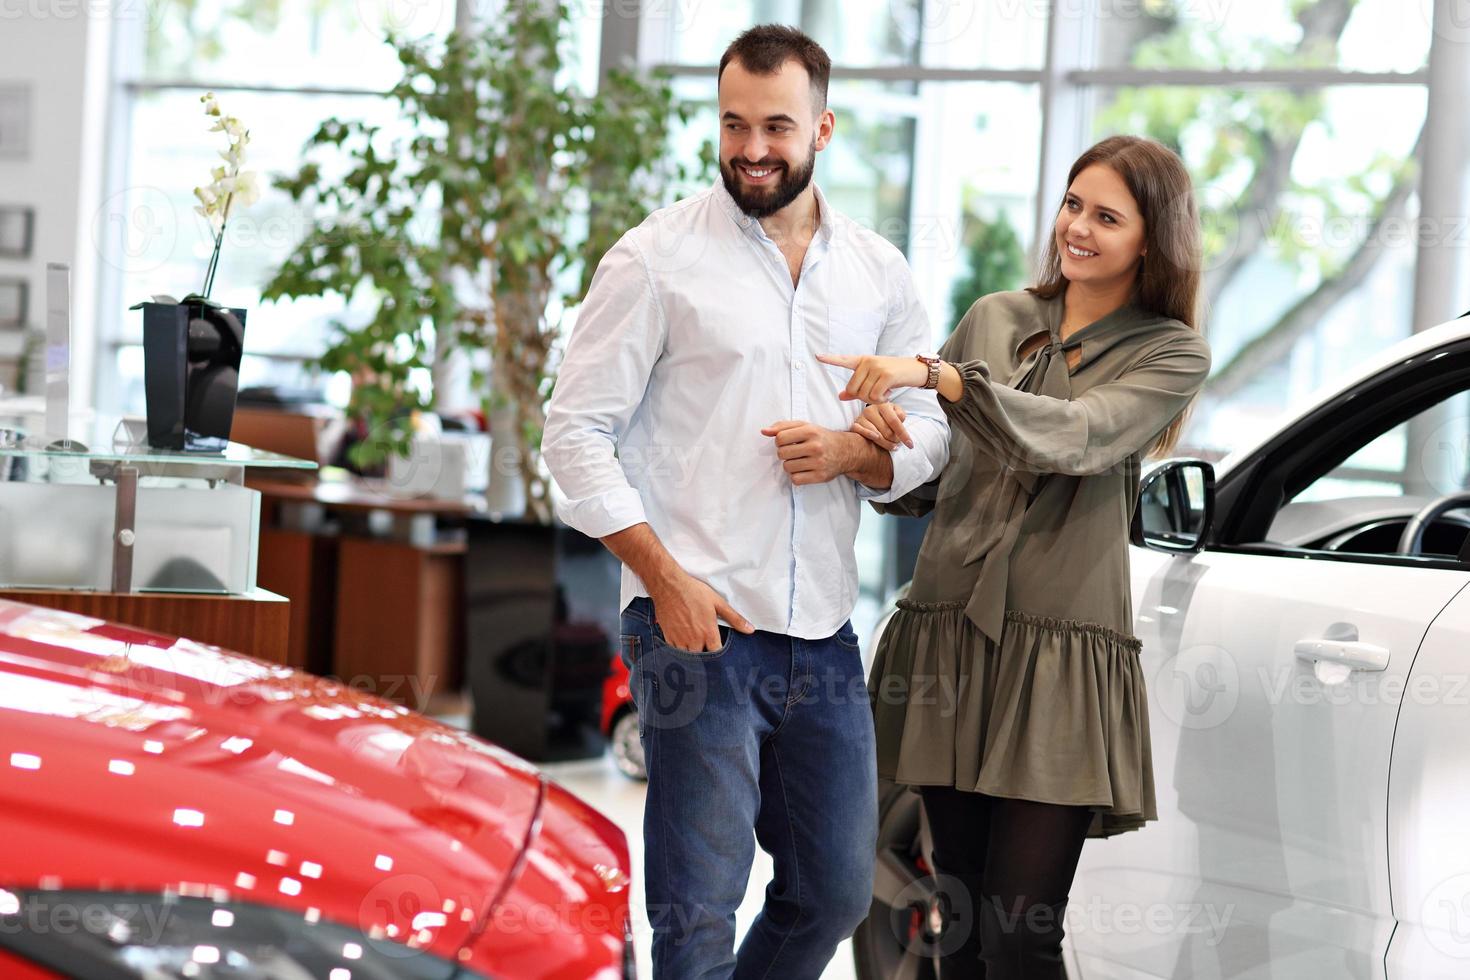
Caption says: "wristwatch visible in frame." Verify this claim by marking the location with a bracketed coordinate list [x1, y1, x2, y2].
[915, 353, 942, 390]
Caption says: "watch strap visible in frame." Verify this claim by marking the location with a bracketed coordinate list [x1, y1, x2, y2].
[915, 353, 941, 390]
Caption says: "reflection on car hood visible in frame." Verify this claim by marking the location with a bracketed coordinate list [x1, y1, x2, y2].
[0, 600, 544, 961]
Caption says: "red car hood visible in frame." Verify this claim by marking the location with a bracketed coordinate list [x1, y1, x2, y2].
[0, 600, 545, 962]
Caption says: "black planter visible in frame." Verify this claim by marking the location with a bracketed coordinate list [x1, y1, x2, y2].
[464, 517, 622, 762]
[138, 300, 246, 451]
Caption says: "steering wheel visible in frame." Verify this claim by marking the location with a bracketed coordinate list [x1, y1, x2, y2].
[1396, 491, 1470, 559]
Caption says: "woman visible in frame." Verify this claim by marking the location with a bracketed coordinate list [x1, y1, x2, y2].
[817, 135, 1211, 978]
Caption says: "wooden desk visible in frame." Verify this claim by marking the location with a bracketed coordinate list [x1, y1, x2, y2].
[0, 587, 290, 664]
[332, 536, 465, 712]
[255, 527, 338, 673]
[248, 477, 472, 515]
[249, 477, 468, 711]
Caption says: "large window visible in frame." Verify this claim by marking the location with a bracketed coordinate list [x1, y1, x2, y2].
[1091, 82, 1426, 452]
[1089, 0, 1429, 73]
[98, 2, 454, 414]
[634, 0, 1446, 620]
[659, 0, 1047, 68]
[99, 0, 600, 414]
[648, 1, 1436, 460]
[1083, 0, 1432, 454]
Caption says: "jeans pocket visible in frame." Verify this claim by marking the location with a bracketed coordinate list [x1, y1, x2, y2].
[834, 620, 862, 652]
[652, 622, 735, 659]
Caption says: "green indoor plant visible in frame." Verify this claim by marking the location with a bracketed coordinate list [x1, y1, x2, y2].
[264, 2, 709, 519]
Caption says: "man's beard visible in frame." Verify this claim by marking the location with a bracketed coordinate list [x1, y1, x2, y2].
[720, 144, 817, 219]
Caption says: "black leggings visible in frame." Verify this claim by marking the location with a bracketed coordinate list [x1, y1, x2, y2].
[918, 785, 1095, 979]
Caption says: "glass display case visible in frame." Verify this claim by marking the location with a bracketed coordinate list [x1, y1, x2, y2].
[0, 418, 316, 594]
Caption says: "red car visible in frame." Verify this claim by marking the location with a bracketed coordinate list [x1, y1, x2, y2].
[0, 600, 634, 979]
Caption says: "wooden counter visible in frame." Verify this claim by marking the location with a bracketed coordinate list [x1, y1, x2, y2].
[0, 587, 291, 664]
[249, 476, 468, 710]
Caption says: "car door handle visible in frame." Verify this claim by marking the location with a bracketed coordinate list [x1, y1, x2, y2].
[1293, 638, 1389, 672]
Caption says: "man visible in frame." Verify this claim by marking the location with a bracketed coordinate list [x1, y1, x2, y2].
[542, 24, 950, 980]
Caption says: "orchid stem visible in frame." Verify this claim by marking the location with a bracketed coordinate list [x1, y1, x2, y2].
[202, 233, 222, 300]
[201, 192, 233, 300]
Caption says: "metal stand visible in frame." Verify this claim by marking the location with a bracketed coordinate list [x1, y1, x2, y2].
[110, 465, 138, 592]
[89, 459, 244, 594]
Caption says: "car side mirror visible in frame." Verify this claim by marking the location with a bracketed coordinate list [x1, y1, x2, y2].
[1131, 459, 1215, 555]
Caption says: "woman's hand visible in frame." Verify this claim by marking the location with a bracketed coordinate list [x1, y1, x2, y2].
[816, 353, 930, 404]
[852, 403, 912, 451]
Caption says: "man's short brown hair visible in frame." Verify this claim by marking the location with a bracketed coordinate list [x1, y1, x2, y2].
[718, 24, 831, 113]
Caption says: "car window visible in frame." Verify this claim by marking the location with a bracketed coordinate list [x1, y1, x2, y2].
[1268, 389, 1470, 557]
[1294, 390, 1470, 502]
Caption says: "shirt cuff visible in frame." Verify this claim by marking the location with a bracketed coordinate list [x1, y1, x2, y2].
[855, 445, 928, 504]
[554, 486, 648, 539]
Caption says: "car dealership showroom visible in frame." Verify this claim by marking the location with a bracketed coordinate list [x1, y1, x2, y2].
[3, 0, 1470, 978]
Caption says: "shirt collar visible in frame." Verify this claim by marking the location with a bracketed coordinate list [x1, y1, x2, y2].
[712, 177, 833, 244]
[811, 182, 834, 243]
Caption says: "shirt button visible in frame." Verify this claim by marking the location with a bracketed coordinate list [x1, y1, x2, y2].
[795, 361, 805, 371]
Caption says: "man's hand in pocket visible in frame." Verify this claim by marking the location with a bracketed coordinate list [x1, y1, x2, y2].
[651, 571, 755, 651]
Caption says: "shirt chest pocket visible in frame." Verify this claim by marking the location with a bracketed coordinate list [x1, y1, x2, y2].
[825, 304, 884, 357]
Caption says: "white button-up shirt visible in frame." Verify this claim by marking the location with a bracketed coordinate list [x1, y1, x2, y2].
[542, 180, 950, 639]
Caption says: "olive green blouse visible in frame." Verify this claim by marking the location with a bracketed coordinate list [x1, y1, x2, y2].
[867, 289, 1212, 837]
[876, 288, 1212, 644]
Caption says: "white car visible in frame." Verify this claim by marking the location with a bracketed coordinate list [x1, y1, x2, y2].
[855, 311, 1470, 979]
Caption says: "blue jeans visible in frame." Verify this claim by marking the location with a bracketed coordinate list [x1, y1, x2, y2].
[619, 596, 878, 980]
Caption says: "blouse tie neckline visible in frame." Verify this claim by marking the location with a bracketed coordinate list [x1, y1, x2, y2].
[963, 330, 1081, 645]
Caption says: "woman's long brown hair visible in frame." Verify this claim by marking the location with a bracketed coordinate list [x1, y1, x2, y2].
[1027, 135, 1204, 458]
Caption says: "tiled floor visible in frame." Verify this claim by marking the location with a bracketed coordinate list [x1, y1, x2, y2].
[541, 752, 860, 980]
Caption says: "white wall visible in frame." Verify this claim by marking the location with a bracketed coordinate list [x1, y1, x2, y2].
[0, 2, 110, 408]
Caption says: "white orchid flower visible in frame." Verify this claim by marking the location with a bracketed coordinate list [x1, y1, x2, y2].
[232, 171, 262, 209]
[194, 90, 258, 299]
